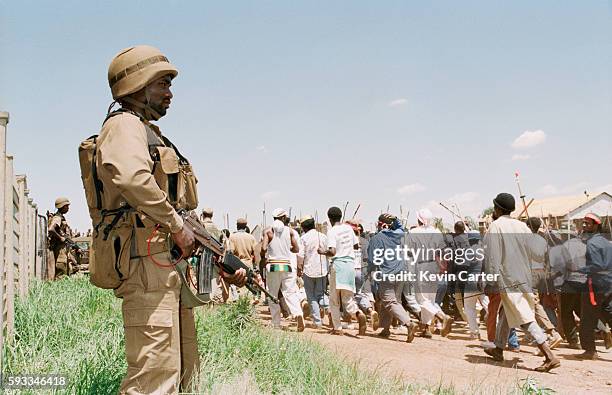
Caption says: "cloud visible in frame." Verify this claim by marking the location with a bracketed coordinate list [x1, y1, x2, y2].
[537, 184, 558, 195]
[260, 190, 279, 200]
[450, 191, 480, 204]
[537, 181, 590, 196]
[388, 98, 408, 107]
[512, 154, 530, 161]
[511, 130, 546, 149]
[592, 184, 612, 194]
[397, 183, 426, 196]
[256, 145, 267, 152]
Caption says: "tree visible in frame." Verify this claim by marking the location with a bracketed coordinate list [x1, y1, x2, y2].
[481, 206, 494, 217]
[433, 217, 446, 233]
[464, 216, 478, 230]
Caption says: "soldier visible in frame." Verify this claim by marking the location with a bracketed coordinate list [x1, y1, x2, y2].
[199, 207, 229, 303]
[229, 218, 259, 301]
[96, 45, 245, 394]
[47, 197, 72, 280]
[228, 218, 257, 269]
[200, 207, 223, 241]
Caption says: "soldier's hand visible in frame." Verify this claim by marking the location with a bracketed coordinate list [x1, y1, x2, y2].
[172, 224, 195, 257]
[223, 268, 247, 287]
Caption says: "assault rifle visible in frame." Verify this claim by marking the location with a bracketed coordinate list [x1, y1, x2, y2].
[174, 210, 278, 304]
[64, 237, 81, 251]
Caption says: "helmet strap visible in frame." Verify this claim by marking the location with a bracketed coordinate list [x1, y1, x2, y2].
[121, 96, 162, 121]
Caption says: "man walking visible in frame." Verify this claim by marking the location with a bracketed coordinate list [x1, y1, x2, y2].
[525, 217, 562, 349]
[406, 209, 454, 338]
[297, 216, 329, 328]
[577, 213, 612, 359]
[482, 193, 559, 372]
[261, 208, 305, 331]
[318, 207, 367, 335]
[368, 213, 417, 342]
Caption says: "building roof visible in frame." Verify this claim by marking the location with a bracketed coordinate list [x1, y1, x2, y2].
[518, 192, 612, 218]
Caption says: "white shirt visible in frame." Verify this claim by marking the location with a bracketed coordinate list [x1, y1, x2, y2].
[327, 223, 358, 259]
[298, 229, 329, 277]
[267, 221, 292, 264]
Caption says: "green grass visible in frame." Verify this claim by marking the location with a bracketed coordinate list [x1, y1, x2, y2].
[3, 276, 456, 394]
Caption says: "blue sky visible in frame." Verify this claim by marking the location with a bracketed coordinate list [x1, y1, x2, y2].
[1, 1, 611, 231]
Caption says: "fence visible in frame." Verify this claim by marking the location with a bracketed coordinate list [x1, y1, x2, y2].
[0, 111, 47, 351]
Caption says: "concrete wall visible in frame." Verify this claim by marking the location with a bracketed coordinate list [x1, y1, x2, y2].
[0, 110, 45, 347]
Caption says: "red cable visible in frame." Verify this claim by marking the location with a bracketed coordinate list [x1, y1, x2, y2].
[147, 224, 181, 268]
[185, 264, 198, 290]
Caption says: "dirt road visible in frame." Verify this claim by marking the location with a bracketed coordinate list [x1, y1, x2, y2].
[257, 309, 612, 394]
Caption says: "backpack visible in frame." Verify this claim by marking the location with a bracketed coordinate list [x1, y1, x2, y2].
[78, 111, 135, 289]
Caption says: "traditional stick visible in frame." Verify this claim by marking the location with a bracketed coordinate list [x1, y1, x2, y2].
[515, 171, 530, 220]
[341, 201, 349, 222]
[351, 203, 361, 219]
[263, 202, 266, 228]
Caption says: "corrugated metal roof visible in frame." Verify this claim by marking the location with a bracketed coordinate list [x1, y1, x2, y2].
[520, 192, 611, 218]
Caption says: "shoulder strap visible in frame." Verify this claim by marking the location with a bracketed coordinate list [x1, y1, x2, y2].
[161, 135, 190, 164]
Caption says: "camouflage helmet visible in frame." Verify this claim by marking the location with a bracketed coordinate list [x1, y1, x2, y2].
[108, 45, 178, 100]
[55, 197, 70, 209]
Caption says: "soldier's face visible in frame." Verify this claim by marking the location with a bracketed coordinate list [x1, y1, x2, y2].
[146, 75, 173, 117]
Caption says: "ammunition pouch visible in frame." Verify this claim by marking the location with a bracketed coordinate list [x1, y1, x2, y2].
[90, 207, 134, 289]
[150, 134, 198, 212]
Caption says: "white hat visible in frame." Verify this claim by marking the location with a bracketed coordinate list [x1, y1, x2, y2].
[417, 208, 433, 227]
[272, 208, 287, 218]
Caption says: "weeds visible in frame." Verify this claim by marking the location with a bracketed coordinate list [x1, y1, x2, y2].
[3, 277, 458, 394]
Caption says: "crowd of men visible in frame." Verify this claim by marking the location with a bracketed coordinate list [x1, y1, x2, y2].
[203, 193, 611, 373]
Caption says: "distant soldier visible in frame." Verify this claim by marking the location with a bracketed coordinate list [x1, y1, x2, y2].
[201, 207, 223, 241]
[229, 218, 257, 268]
[47, 197, 72, 280]
[199, 207, 230, 303]
[229, 218, 259, 300]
